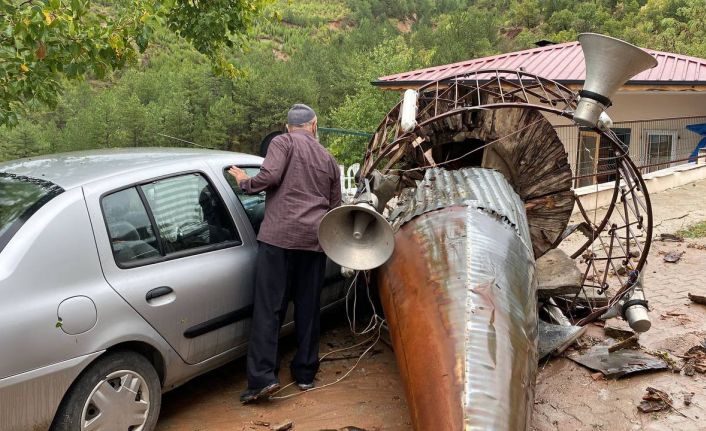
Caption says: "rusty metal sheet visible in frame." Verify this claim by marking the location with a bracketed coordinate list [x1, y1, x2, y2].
[378, 167, 537, 430]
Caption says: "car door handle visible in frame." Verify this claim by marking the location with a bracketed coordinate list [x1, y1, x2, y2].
[146, 286, 173, 301]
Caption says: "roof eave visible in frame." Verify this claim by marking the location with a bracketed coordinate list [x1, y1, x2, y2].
[372, 79, 706, 91]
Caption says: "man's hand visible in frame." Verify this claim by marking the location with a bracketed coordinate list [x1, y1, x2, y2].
[228, 166, 250, 184]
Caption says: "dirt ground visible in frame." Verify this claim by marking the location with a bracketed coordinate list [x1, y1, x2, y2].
[155, 178, 706, 431]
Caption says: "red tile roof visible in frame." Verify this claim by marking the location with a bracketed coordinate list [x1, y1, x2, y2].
[375, 41, 706, 87]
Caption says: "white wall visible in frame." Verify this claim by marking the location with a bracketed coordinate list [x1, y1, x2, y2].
[546, 91, 706, 126]
[609, 92, 706, 122]
[549, 91, 706, 177]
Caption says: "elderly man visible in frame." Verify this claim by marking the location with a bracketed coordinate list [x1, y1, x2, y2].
[229, 104, 342, 404]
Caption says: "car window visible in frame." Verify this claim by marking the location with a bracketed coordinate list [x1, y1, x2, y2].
[142, 173, 239, 254]
[0, 174, 63, 253]
[223, 167, 265, 233]
[102, 188, 161, 265]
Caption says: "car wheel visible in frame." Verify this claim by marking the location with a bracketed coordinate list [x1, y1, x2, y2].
[51, 350, 161, 431]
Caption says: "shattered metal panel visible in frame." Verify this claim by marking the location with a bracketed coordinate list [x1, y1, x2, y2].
[569, 345, 669, 379]
[538, 321, 586, 359]
[388, 168, 532, 250]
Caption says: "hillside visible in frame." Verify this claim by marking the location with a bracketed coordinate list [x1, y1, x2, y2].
[1, 0, 705, 165]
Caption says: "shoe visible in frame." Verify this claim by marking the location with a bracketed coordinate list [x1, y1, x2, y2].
[239, 382, 280, 404]
[297, 381, 315, 391]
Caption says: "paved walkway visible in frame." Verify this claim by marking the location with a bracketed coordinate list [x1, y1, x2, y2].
[533, 179, 706, 431]
[156, 179, 706, 431]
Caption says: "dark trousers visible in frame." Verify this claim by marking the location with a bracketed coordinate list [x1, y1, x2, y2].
[246, 242, 327, 389]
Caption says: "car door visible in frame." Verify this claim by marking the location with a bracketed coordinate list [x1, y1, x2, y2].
[85, 166, 258, 365]
[216, 164, 347, 313]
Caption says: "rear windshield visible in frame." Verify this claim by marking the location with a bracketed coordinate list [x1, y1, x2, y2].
[0, 173, 63, 252]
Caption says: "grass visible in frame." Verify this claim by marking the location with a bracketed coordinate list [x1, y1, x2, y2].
[677, 220, 706, 238]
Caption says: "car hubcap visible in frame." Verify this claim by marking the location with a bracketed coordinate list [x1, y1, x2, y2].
[81, 370, 150, 431]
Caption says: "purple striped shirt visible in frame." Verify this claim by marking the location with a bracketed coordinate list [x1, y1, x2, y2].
[239, 130, 342, 251]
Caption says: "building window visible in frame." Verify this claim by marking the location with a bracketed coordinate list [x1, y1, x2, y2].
[575, 128, 630, 187]
[646, 131, 677, 173]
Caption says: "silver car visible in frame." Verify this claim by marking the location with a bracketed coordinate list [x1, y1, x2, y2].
[0, 148, 346, 431]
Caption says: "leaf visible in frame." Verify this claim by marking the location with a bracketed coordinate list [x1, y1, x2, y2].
[42, 10, 53, 25]
[19, 63, 29, 73]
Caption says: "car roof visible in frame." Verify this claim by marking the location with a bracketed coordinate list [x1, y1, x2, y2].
[0, 148, 262, 189]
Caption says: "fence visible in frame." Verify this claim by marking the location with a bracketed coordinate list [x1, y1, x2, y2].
[555, 115, 706, 187]
[318, 127, 371, 201]
[319, 118, 706, 191]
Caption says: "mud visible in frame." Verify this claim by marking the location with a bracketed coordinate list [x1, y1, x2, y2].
[156, 321, 411, 431]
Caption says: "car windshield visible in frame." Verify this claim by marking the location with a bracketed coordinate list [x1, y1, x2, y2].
[0, 174, 63, 252]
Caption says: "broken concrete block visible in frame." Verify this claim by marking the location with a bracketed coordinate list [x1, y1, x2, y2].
[536, 249, 582, 298]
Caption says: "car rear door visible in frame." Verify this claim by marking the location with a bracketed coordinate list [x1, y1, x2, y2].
[84, 162, 258, 365]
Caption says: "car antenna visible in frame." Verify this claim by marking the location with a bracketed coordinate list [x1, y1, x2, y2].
[155, 132, 216, 150]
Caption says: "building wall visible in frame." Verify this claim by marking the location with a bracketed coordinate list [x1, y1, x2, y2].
[549, 92, 706, 183]
[609, 92, 706, 122]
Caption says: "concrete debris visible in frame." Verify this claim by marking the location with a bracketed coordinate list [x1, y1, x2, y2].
[658, 233, 684, 242]
[683, 392, 694, 406]
[688, 293, 706, 306]
[638, 387, 671, 413]
[663, 250, 685, 263]
[614, 264, 628, 276]
[536, 249, 583, 298]
[318, 427, 371, 431]
[271, 420, 294, 431]
[569, 345, 669, 379]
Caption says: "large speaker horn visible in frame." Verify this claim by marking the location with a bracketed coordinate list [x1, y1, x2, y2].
[574, 33, 657, 128]
[318, 203, 395, 271]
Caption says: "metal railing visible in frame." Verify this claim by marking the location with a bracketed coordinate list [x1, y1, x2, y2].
[555, 116, 706, 187]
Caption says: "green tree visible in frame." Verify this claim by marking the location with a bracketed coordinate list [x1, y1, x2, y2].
[327, 36, 432, 165]
[0, 0, 271, 127]
[120, 93, 157, 147]
[0, 121, 53, 160]
[413, 8, 498, 65]
[507, 0, 543, 29]
[200, 95, 239, 150]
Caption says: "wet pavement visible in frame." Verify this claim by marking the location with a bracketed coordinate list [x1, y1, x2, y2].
[155, 179, 706, 431]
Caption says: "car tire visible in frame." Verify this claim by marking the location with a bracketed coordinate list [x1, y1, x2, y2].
[51, 350, 161, 431]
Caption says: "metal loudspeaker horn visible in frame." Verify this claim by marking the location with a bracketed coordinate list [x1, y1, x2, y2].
[318, 202, 395, 271]
[575, 33, 657, 128]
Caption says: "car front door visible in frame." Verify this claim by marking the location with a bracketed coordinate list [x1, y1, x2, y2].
[216, 164, 347, 313]
[85, 166, 258, 365]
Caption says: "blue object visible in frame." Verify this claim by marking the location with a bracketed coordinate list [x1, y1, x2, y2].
[687, 123, 706, 162]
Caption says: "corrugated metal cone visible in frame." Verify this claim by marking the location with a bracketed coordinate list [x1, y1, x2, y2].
[379, 167, 538, 430]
